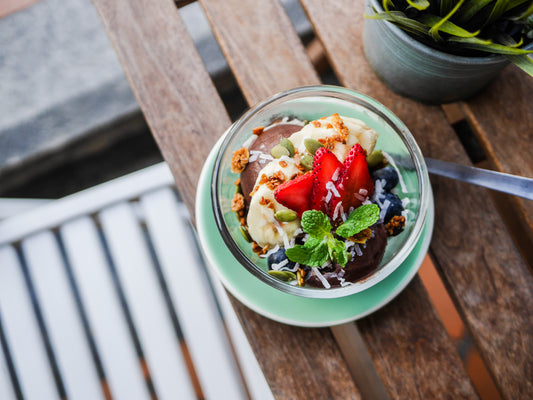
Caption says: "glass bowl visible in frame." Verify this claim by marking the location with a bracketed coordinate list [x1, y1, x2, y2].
[212, 85, 431, 299]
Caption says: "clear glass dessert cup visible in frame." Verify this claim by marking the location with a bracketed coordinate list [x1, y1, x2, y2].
[212, 85, 431, 299]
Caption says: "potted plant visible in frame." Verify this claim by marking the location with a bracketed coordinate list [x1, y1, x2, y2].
[363, 0, 533, 103]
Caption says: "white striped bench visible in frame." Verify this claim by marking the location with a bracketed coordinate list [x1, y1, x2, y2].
[0, 163, 273, 400]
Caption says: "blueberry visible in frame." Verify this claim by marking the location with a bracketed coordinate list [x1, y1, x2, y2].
[372, 167, 399, 191]
[378, 192, 404, 222]
[268, 248, 296, 271]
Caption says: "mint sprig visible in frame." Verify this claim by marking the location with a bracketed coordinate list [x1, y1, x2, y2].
[336, 204, 380, 238]
[285, 210, 349, 267]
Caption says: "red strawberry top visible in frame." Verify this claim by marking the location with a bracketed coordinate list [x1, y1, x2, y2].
[274, 143, 374, 222]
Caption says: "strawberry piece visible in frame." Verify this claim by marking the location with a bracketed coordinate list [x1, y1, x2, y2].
[274, 172, 313, 217]
[330, 144, 374, 220]
[310, 148, 343, 213]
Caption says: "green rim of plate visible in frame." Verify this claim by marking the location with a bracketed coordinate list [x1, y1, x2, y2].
[196, 138, 434, 327]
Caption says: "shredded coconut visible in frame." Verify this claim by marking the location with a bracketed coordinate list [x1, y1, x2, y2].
[261, 244, 280, 258]
[382, 151, 408, 193]
[354, 193, 366, 202]
[271, 259, 289, 271]
[354, 244, 363, 257]
[274, 222, 290, 248]
[401, 197, 411, 208]
[325, 181, 340, 197]
[325, 190, 333, 203]
[312, 267, 331, 289]
[249, 150, 262, 163]
[380, 199, 391, 221]
[359, 188, 368, 196]
[259, 154, 274, 161]
[333, 201, 343, 221]
[331, 167, 341, 182]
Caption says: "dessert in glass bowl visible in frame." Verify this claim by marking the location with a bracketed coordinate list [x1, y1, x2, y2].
[212, 86, 430, 298]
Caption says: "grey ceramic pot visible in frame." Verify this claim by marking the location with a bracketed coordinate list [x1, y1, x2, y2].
[363, 0, 512, 104]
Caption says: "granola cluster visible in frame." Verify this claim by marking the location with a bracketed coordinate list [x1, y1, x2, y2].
[231, 147, 250, 174]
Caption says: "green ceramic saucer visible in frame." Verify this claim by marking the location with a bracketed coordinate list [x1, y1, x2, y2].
[196, 141, 434, 327]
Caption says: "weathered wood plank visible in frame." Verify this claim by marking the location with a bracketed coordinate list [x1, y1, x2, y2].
[90, 1, 360, 398]
[300, 0, 533, 398]
[199, 0, 320, 105]
[91, 0, 229, 226]
[461, 67, 533, 269]
[199, 0, 477, 398]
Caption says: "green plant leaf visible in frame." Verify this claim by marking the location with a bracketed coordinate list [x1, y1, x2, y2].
[301, 210, 331, 239]
[429, 0, 466, 40]
[327, 237, 349, 267]
[487, 0, 530, 25]
[405, 0, 430, 11]
[450, 36, 533, 54]
[366, 11, 430, 36]
[505, 54, 533, 76]
[421, 15, 480, 37]
[459, 0, 494, 23]
[285, 237, 329, 267]
[510, 1, 533, 20]
[336, 204, 380, 239]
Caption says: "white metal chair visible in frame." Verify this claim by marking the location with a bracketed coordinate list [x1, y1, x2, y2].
[0, 163, 273, 400]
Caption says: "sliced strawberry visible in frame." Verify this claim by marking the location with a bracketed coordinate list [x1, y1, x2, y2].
[329, 144, 374, 220]
[274, 172, 313, 217]
[310, 148, 343, 213]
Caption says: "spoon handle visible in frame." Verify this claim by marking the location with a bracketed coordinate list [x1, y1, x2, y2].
[425, 158, 533, 201]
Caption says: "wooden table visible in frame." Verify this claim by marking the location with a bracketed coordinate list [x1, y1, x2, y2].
[90, 0, 533, 398]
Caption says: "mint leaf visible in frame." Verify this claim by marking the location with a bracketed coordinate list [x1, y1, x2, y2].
[301, 210, 332, 239]
[336, 204, 380, 238]
[327, 237, 349, 267]
[286, 238, 329, 267]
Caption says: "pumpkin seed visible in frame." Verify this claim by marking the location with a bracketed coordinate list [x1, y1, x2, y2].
[268, 270, 297, 282]
[274, 209, 298, 222]
[271, 144, 290, 159]
[280, 138, 295, 157]
[300, 154, 314, 170]
[239, 226, 251, 242]
[304, 138, 324, 155]
[366, 150, 383, 169]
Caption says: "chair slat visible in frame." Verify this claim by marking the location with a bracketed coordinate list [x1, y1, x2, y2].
[140, 188, 247, 400]
[200, 247, 275, 400]
[0, 314, 17, 400]
[21, 232, 103, 400]
[99, 202, 196, 400]
[0, 245, 58, 400]
[60, 217, 151, 400]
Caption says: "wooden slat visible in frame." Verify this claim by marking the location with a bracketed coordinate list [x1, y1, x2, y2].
[21, 231, 104, 400]
[198, 0, 478, 398]
[60, 217, 151, 400]
[299, 0, 533, 398]
[199, 0, 320, 105]
[90, 0, 229, 225]
[90, 1, 361, 398]
[0, 245, 58, 400]
[198, 230, 276, 400]
[139, 188, 247, 400]
[99, 202, 196, 400]
[461, 67, 533, 268]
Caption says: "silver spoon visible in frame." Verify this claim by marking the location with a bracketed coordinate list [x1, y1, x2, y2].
[425, 158, 533, 201]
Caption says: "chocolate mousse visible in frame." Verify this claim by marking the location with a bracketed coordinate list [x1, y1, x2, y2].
[232, 114, 405, 289]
